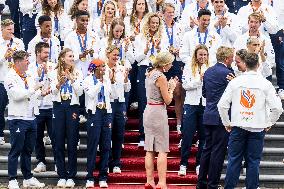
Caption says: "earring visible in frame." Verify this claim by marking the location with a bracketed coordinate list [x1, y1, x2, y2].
[162, 67, 166, 72]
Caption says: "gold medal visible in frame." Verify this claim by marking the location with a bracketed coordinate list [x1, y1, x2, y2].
[149, 54, 156, 63]
[61, 93, 70, 101]
[80, 57, 86, 62]
[97, 102, 106, 109]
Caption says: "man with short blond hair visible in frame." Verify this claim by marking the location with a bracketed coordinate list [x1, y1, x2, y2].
[197, 46, 234, 189]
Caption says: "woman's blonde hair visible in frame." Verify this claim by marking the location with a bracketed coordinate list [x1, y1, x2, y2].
[108, 18, 125, 46]
[142, 13, 163, 40]
[191, 45, 210, 77]
[106, 44, 120, 57]
[152, 51, 174, 68]
[56, 48, 74, 80]
[100, 1, 117, 27]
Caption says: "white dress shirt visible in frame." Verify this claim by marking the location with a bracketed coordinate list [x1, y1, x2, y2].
[179, 27, 221, 64]
[27, 34, 61, 65]
[27, 61, 55, 109]
[64, 30, 100, 78]
[233, 31, 275, 78]
[210, 10, 241, 47]
[133, 32, 169, 66]
[0, 37, 25, 83]
[237, 2, 279, 36]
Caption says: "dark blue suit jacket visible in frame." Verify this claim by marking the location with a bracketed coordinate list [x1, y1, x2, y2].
[226, 0, 250, 14]
[202, 63, 234, 126]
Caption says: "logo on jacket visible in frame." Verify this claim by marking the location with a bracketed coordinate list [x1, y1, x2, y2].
[240, 89, 256, 109]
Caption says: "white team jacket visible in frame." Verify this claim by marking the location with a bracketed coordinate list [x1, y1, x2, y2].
[218, 71, 283, 129]
[4, 69, 41, 117]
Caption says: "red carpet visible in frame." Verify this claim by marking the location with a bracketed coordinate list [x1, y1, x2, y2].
[93, 106, 198, 187]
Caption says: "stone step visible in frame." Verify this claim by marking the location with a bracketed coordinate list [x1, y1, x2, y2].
[0, 170, 283, 187]
[2, 129, 284, 147]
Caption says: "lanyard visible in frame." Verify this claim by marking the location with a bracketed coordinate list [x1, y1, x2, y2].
[216, 11, 225, 34]
[135, 19, 141, 33]
[150, 37, 155, 55]
[165, 25, 174, 46]
[97, 0, 105, 17]
[61, 79, 72, 94]
[36, 63, 45, 82]
[77, 33, 87, 53]
[93, 75, 105, 103]
[197, 28, 208, 44]
[7, 38, 13, 62]
[271, 0, 273, 7]
[114, 39, 123, 59]
[14, 66, 28, 89]
[54, 16, 59, 34]
[196, 2, 208, 11]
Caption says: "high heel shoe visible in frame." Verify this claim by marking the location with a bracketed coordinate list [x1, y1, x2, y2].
[144, 183, 154, 189]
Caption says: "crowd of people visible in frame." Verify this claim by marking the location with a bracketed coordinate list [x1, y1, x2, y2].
[0, 0, 284, 188]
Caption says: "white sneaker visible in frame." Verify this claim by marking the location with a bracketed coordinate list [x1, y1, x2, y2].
[177, 124, 182, 134]
[178, 139, 182, 148]
[194, 140, 199, 148]
[33, 162, 46, 173]
[138, 140, 145, 147]
[113, 166, 121, 174]
[65, 179, 75, 188]
[79, 115, 87, 123]
[77, 139, 80, 150]
[0, 137, 5, 145]
[57, 179, 66, 188]
[122, 144, 124, 148]
[23, 177, 45, 188]
[242, 167, 246, 175]
[130, 102, 138, 110]
[43, 136, 51, 146]
[86, 180, 94, 188]
[196, 165, 200, 176]
[8, 179, 20, 189]
[99, 181, 108, 188]
[279, 89, 284, 100]
[178, 165, 187, 176]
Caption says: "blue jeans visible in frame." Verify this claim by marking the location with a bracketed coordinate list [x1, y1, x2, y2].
[0, 83, 8, 137]
[180, 104, 205, 167]
[109, 101, 127, 168]
[8, 119, 37, 180]
[86, 109, 112, 181]
[225, 127, 265, 189]
[52, 101, 79, 179]
[271, 30, 284, 89]
[137, 65, 148, 141]
[35, 109, 55, 164]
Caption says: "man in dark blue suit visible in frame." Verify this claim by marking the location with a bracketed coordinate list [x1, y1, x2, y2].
[197, 46, 235, 189]
[226, 0, 250, 14]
